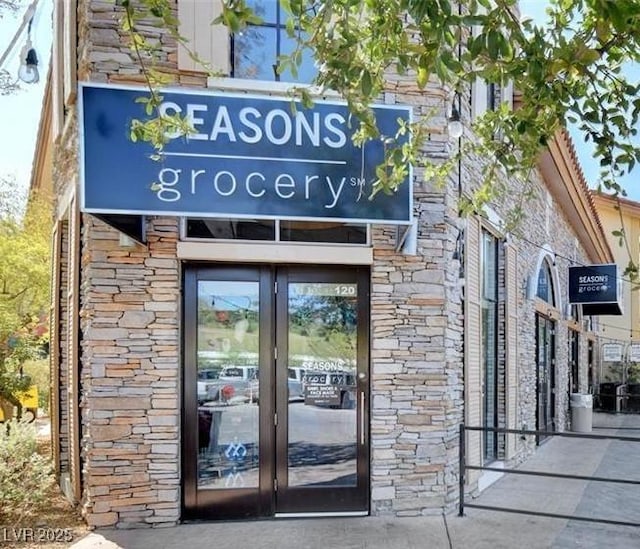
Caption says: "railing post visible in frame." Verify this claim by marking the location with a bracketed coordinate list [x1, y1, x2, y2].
[459, 422, 465, 517]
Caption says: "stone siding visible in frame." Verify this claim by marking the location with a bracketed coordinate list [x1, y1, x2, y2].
[477, 170, 597, 451]
[58, 221, 70, 473]
[78, 217, 181, 527]
[369, 150, 464, 515]
[49, 0, 606, 528]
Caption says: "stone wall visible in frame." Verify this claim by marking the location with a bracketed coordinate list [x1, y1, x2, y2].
[488, 173, 596, 444]
[78, 216, 181, 527]
[48, 0, 606, 528]
[369, 98, 464, 516]
[58, 220, 70, 473]
[364, 68, 600, 514]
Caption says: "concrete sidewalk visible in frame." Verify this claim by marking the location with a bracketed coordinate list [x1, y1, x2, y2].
[72, 412, 640, 549]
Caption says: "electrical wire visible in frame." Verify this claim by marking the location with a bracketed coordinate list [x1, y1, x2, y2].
[509, 232, 638, 338]
[513, 232, 637, 286]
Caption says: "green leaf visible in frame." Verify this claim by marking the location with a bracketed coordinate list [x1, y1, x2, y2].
[461, 15, 485, 26]
[417, 67, 428, 89]
[487, 30, 500, 59]
[361, 70, 373, 96]
[579, 48, 601, 64]
[224, 10, 240, 33]
[584, 110, 600, 123]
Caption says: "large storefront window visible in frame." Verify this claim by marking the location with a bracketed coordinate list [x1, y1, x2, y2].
[536, 257, 557, 440]
[481, 231, 499, 462]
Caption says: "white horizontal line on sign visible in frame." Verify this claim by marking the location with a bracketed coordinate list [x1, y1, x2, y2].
[161, 152, 347, 165]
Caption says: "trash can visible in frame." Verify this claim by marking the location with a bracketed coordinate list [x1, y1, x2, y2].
[570, 393, 593, 433]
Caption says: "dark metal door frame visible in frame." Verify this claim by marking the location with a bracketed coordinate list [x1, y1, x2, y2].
[274, 267, 370, 515]
[536, 313, 556, 442]
[569, 328, 579, 394]
[182, 264, 370, 520]
[183, 265, 274, 520]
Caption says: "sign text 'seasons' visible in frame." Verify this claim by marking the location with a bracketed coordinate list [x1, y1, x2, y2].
[568, 264, 618, 305]
[80, 84, 413, 224]
[155, 101, 351, 209]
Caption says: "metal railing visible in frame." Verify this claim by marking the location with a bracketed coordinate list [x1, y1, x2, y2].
[458, 424, 640, 528]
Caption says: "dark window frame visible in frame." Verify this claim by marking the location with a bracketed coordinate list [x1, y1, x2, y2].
[230, 0, 316, 83]
[481, 229, 500, 462]
[183, 218, 369, 246]
[536, 259, 556, 306]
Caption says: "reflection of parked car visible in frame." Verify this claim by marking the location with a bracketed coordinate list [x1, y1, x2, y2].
[243, 368, 306, 403]
[199, 366, 257, 405]
[219, 366, 257, 381]
[287, 367, 305, 401]
[197, 369, 220, 404]
[302, 370, 356, 409]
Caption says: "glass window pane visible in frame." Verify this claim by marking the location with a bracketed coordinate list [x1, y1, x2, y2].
[186, 218, 275, 240]
[234, 27, 277, 80]
[537, 261, 555, 304]
[537, 264, 549, 302]
[280, 221, 367, 244]
[482, 303, 497, 460]
[246, 0, 277, 24]
[287, 282, 358, 487]
[481, 230, 498, 461]
[482, 232, 497, 301]
[197, 281, 260, 490]
[279, 32, 317, 84]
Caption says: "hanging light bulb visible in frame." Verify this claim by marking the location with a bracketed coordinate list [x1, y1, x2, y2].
[18, 40, 39, 84]
[447, 92, 463, 139]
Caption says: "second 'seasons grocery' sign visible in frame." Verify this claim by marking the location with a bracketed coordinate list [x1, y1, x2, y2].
[79, 83, 413, 224]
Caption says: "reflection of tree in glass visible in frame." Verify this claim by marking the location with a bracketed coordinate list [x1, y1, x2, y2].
[291, 296, 356, 332]
[198, 296, 259, 356]
[198, 296, 258, 329]
[234, 2, 269, 80]
[289, 295, 357, 361]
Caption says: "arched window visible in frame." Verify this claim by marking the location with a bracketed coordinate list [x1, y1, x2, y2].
[536, 259, 556, 306]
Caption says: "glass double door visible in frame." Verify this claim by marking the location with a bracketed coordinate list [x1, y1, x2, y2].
[183, 265, 370, 520]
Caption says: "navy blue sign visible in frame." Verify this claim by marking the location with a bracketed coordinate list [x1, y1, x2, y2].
[568, 264, 619, 304]
[79, 84, 412, 223]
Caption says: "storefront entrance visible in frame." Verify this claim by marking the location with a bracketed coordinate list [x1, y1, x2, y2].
[536, 314, 556, 441]
[182, 265, 370, 520]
